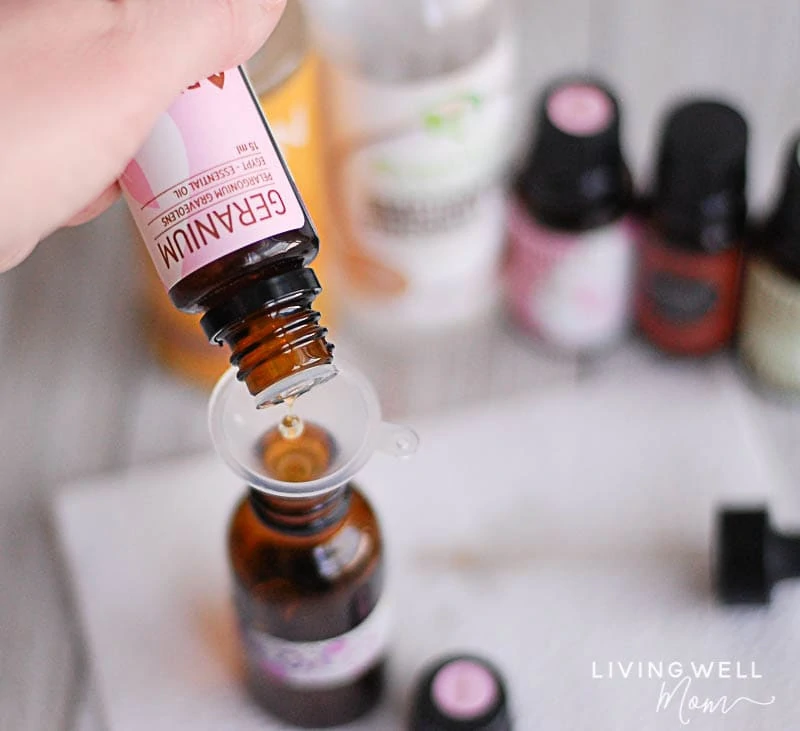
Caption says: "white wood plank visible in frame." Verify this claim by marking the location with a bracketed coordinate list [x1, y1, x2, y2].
[71, 676, 106, 731]
[0, 505, 78, 731]
[0, 203, 144, 487]
[512, 0, 594, 158]
[737, 377, 800, 520]
[516, 0, 593, 97]
[0, 204, 146, 731]
[335, 313, 580, 422]
[588, 0, 800, 209]
[119, 366, 211, 468]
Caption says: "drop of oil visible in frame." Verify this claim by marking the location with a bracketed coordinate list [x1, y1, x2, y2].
[278, 413, 305, 440]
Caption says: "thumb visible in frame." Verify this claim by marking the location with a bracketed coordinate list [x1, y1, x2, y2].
[0, 0, 286, 269]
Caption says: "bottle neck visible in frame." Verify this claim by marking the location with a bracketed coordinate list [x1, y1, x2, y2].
[224, 300, 334, 405]
[201, 268, 335, 406]
[249, 486, 351, 537]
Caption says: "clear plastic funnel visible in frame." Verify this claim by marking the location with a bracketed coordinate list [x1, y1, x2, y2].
[208, 360, 419, 497]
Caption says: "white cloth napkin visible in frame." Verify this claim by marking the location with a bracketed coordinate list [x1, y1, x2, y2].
[54, 358, 800, 730]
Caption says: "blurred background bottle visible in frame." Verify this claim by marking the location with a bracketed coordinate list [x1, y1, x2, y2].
[140, 0, 333, 388]
[304, 0, 518, 339]
[504, 78, 634, 354]
[636, 100, 748, 356]
[739, 133, 800, 392]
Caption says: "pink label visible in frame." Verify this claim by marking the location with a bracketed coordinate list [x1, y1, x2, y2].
[505, 199, 634, 350]
[432, 659, 499, 719]
[120, 68, 305, 290]
[546, 84, 613, 136]
[242, 600, 390, 690]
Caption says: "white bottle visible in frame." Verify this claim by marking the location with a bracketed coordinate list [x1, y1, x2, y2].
[304, 0, 518, 337]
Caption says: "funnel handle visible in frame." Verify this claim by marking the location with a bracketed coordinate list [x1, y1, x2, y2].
[377, 423, 419, 458]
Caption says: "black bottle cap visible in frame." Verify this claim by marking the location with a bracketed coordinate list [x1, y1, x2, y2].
[764, 133, 800, 273]
[714, 505, 800, 605]
[199, 266, 321, 342]
[516, 77, 631, 230]
[715, 507, 771, 605]
[654, 100, 748, 250]
[409, 654, 511, 731]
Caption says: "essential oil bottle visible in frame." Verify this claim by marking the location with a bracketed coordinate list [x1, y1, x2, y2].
[504, 78, 635, 353]
[739, 133, 800, 392]
[210, 363, 418, 727]
[636, 100, 748, 356]
[120, 67, 333, 407]
[139, 0, 334, 390]
[228, 441, 387, 727]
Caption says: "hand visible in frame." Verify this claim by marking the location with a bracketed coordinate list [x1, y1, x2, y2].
[0, 0, 286, 271]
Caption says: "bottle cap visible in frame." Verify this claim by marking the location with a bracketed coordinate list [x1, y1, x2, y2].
[208, 359, 418, 498]
[654, 100, 748, 249]
[714, 505, 800, 605]
[715, 507, 771, 604]
[516, 77, 630, 229]
[410, 654, 511, 731]
[765, 133, 800, 272]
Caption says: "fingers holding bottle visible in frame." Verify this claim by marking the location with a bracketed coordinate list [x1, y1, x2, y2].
[0, 0, 286, 269]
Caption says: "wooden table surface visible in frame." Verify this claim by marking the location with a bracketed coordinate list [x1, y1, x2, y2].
[1, 203, 799, 731]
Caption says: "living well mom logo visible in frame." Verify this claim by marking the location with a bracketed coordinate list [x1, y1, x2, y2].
[591, 659, 776, 725]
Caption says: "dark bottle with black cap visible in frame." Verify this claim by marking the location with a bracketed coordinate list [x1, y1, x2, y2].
[504, 77, 634, 353]
[409, 654, 512, 730]
[715, 506, 800, 605]
[636, 100, 748, 356]
[739, 133, 800, 391]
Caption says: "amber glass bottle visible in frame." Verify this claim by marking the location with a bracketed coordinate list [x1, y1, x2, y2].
[120, 66, 334, 406]
[140, 0, 334, 390]
[227, 421, 387, 727]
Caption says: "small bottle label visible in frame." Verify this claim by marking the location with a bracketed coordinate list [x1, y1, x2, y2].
[635, 231, 742, 353]
[505, 199, 635, 350]
[120, 68, 305, 290]
[644, 271, 719, 323]
[240, 599, 390, 690]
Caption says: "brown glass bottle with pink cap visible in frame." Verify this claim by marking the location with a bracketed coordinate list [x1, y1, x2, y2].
[505, 77, 635, 354]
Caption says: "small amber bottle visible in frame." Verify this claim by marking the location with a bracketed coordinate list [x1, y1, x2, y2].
[120, 66, 334, 406]
[229, 486, 386, 727]
[227, 419, 388, 727]
[139, 0, 335, 391]
[211, 362, 418, 726]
